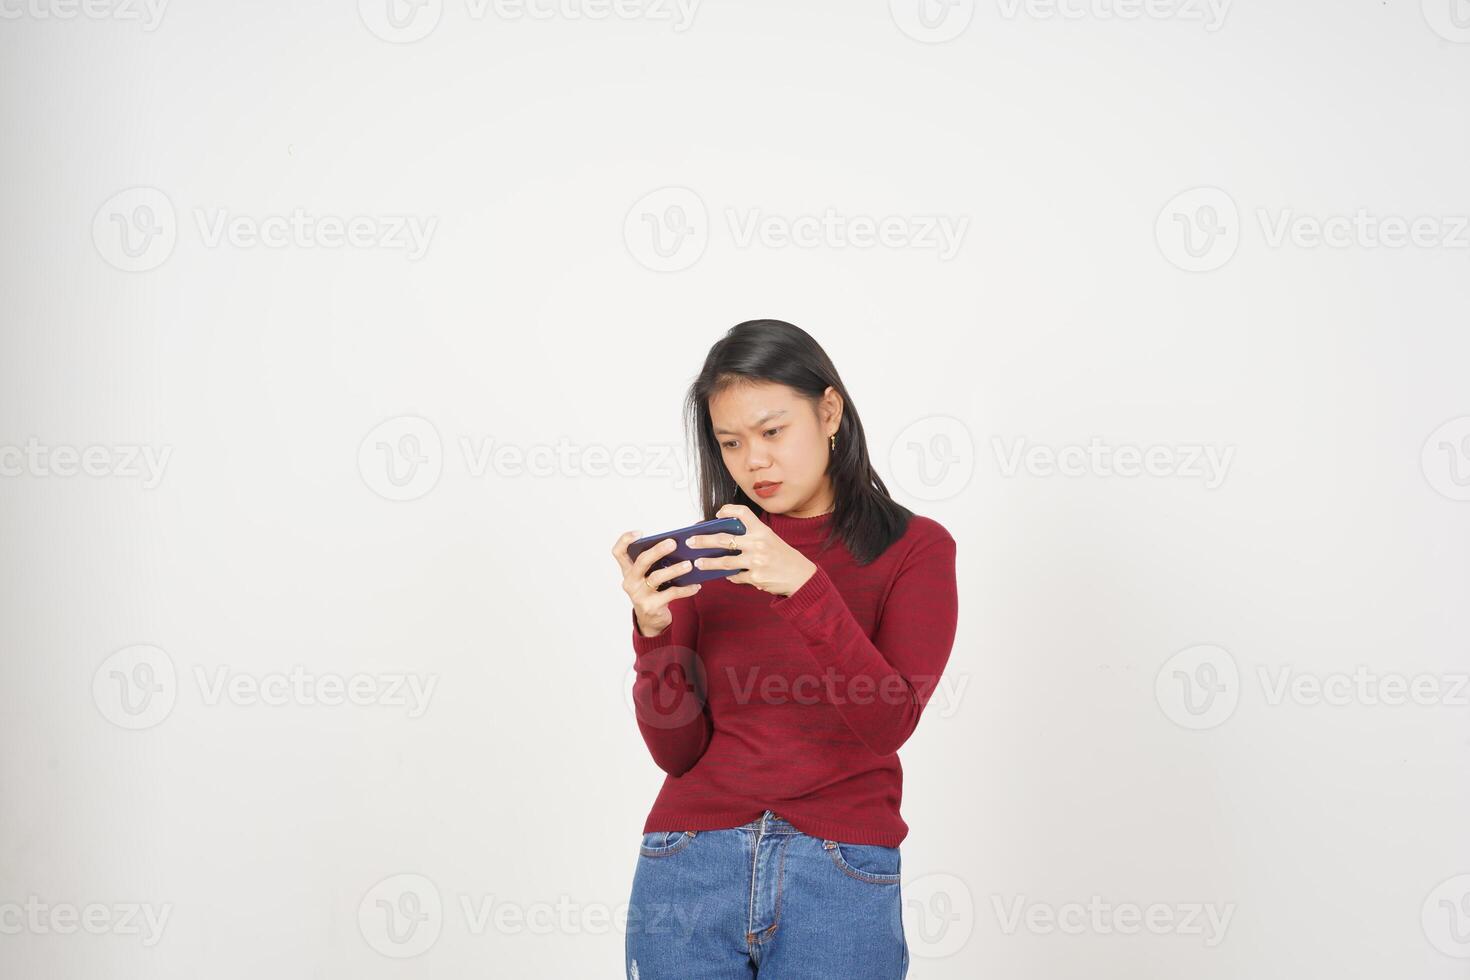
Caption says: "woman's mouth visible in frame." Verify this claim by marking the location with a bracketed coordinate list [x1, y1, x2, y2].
[752, 481, 782, 499]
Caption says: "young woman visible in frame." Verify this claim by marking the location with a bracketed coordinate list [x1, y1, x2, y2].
[610, 319, 959, 979]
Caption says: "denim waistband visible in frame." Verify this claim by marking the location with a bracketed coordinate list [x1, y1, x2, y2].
[737, 810, 804, 835]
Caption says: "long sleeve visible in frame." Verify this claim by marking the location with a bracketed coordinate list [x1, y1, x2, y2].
[629, 594, 713, 776]
[768, 529, 958, 756]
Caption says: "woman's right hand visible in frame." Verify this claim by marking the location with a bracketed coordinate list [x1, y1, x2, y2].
[612, 532, 703, 638]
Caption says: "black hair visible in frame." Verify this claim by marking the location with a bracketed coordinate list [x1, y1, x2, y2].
[682, 318, 912, 565]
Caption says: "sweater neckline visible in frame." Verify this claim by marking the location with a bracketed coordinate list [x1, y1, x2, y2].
[760, 507, 836, 546]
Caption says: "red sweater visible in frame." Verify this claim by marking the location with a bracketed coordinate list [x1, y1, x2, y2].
[629, 507, 958, 847]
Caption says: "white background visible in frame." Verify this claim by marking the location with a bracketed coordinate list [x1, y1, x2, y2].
[2, 1, 1469, 977]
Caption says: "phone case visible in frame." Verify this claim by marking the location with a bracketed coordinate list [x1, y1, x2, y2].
[625, 517, 748, 590]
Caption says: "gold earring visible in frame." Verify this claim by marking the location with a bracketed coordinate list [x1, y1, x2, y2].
[829, 433, 836, 452]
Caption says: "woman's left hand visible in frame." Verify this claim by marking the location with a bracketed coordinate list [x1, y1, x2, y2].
[684, 503, 818, 598]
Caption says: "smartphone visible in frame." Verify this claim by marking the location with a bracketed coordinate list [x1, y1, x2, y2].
[625, 517, 748, 590]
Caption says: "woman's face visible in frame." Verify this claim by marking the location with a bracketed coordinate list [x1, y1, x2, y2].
[708, 380, 841, 518]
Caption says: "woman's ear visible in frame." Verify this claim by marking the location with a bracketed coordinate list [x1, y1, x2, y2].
[821, 386, 844, 433]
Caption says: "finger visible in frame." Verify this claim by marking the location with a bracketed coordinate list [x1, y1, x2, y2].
[716, 503, 756, 522]
[645, 558, 694, 591]
[612, 531, 640, 572]
[623, 537, 677, 594]
[638, 576, 701, 611]
[659, 582, 703, 602]
[686, 534, 743, 551]
[692, 555, 738, 571]
[631, 537, 679, 577]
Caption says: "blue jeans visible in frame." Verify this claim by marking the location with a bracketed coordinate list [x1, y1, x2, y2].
[625, 810, 909, 979]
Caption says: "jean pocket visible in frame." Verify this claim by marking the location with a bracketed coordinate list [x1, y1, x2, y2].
[639, 830, 698, 858]
[822, 839, 901, 884]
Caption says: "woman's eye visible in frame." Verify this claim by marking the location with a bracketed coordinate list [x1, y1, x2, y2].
[764, 428, 781, 438]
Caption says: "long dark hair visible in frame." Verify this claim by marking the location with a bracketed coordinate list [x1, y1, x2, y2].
[682, 319, 913, 565]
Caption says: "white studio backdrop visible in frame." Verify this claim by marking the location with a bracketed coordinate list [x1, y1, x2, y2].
[2, 2, 1469, 978]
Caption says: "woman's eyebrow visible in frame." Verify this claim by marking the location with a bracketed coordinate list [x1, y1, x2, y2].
[713, 409, 788, 436]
